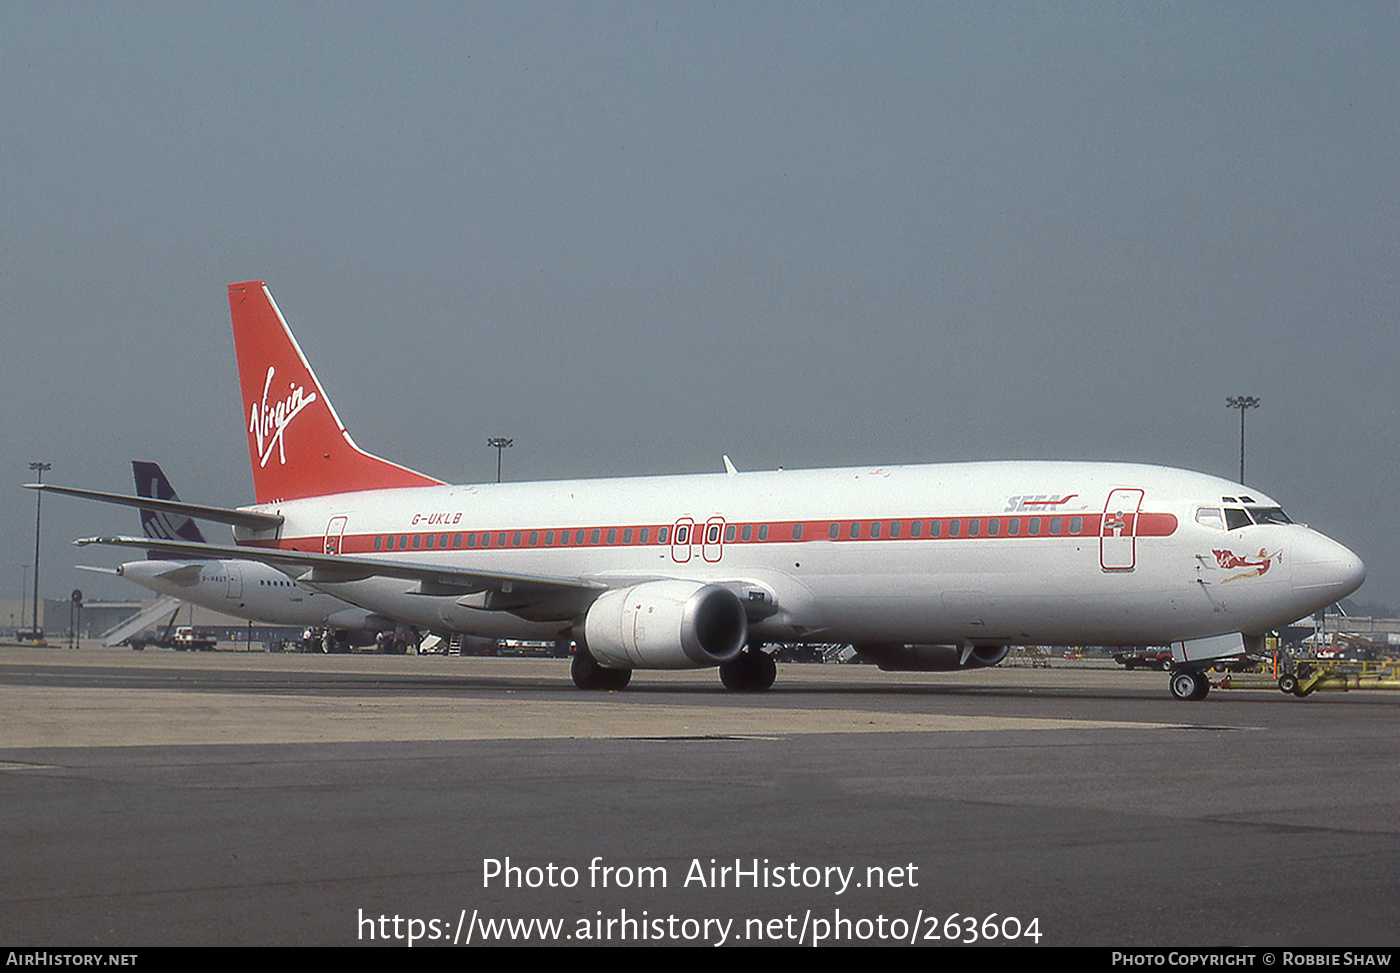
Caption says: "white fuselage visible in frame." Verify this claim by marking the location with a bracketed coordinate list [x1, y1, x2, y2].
[228, 460, 1364, 649]
[116, 557, 387, 631]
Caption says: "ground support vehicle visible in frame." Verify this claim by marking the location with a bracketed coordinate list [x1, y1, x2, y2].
[1208, 658, 1400, 697]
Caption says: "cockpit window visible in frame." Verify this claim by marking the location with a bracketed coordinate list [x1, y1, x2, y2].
[1246, 506, 1292, 525]
[1196, 507, 1225, 530]
[1224, 508, 1251, 530]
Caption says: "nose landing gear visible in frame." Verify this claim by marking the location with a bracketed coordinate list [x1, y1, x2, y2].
[1168, 668, 1211, 701]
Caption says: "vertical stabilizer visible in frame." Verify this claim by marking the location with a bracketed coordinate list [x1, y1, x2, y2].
[227, 281, 443, 503]
[133, 461, 207, 545]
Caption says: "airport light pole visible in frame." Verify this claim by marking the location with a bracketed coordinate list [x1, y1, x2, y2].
[1225, 397, 1258, 484]
[487, 438, 513, 483]
[29, 462, 50, 638]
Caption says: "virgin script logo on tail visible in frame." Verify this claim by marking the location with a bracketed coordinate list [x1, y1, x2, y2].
[249, 366, 318, 468]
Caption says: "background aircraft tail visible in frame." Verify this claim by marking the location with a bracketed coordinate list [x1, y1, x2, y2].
[227, 281, 443, 504]
[133, 461, 208, 546]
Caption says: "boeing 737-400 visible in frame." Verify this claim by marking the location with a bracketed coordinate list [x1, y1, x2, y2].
[42, 281, 1366, 698]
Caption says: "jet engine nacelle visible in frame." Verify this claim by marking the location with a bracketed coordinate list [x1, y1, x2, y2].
[855, 642, 1011, 672]
[323, 608, 395, 632]
[320, 609, 399, 647]
[584, 580, 748, 670]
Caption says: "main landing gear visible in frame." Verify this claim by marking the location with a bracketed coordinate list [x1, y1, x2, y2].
[376, 631, 412, 654]
[568, 641, 778, 692]
[719, 645, 777, 692]
[1168, 667, 1211, 701]
[570, 642, 631, 691]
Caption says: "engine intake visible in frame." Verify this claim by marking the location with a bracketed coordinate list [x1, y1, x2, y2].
[584, 580, 748, 669]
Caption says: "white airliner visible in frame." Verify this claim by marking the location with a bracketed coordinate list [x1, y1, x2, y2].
[61, 462, 408, 651]
[51, 281, 1365, 699]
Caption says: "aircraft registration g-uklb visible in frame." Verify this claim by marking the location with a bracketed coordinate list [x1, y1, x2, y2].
[57, 281, 1364, 699]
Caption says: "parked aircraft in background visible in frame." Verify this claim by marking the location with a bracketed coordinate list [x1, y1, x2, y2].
[49, 281, 1366, 698]
[57, 461, 410, 652]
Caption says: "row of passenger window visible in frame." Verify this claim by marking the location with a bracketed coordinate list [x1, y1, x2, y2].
[369, 515, 1086, 552]
[826, 516, 1083, 539]
[375, 527, 664, 552]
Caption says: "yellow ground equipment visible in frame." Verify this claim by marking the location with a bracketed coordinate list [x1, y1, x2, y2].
[1210, 658, 1400, 697]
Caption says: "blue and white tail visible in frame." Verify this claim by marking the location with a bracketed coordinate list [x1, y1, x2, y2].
[133, 461, 208, 547]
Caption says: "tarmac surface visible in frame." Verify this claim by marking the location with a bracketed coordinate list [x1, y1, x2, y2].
[1, 644, 1397, 947]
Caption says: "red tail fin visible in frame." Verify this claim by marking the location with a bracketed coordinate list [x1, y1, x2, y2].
[228, 281, 443, 504]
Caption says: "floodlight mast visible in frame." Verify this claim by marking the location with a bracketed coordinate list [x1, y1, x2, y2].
[28, 461, 50, 638]
[487, 438, 513, 484]
[1225, 396, 1259, 484]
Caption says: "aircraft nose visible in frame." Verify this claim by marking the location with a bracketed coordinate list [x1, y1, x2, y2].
[1293, 532, 1366, 604]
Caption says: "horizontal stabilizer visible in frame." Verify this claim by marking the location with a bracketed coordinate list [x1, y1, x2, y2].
[25, 483, 283, 531]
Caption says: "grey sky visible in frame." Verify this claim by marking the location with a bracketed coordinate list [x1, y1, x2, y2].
[2, 3, 1396, 613]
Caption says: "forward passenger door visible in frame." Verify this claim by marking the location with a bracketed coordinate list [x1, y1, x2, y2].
[1101, 489, 1143, 571]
